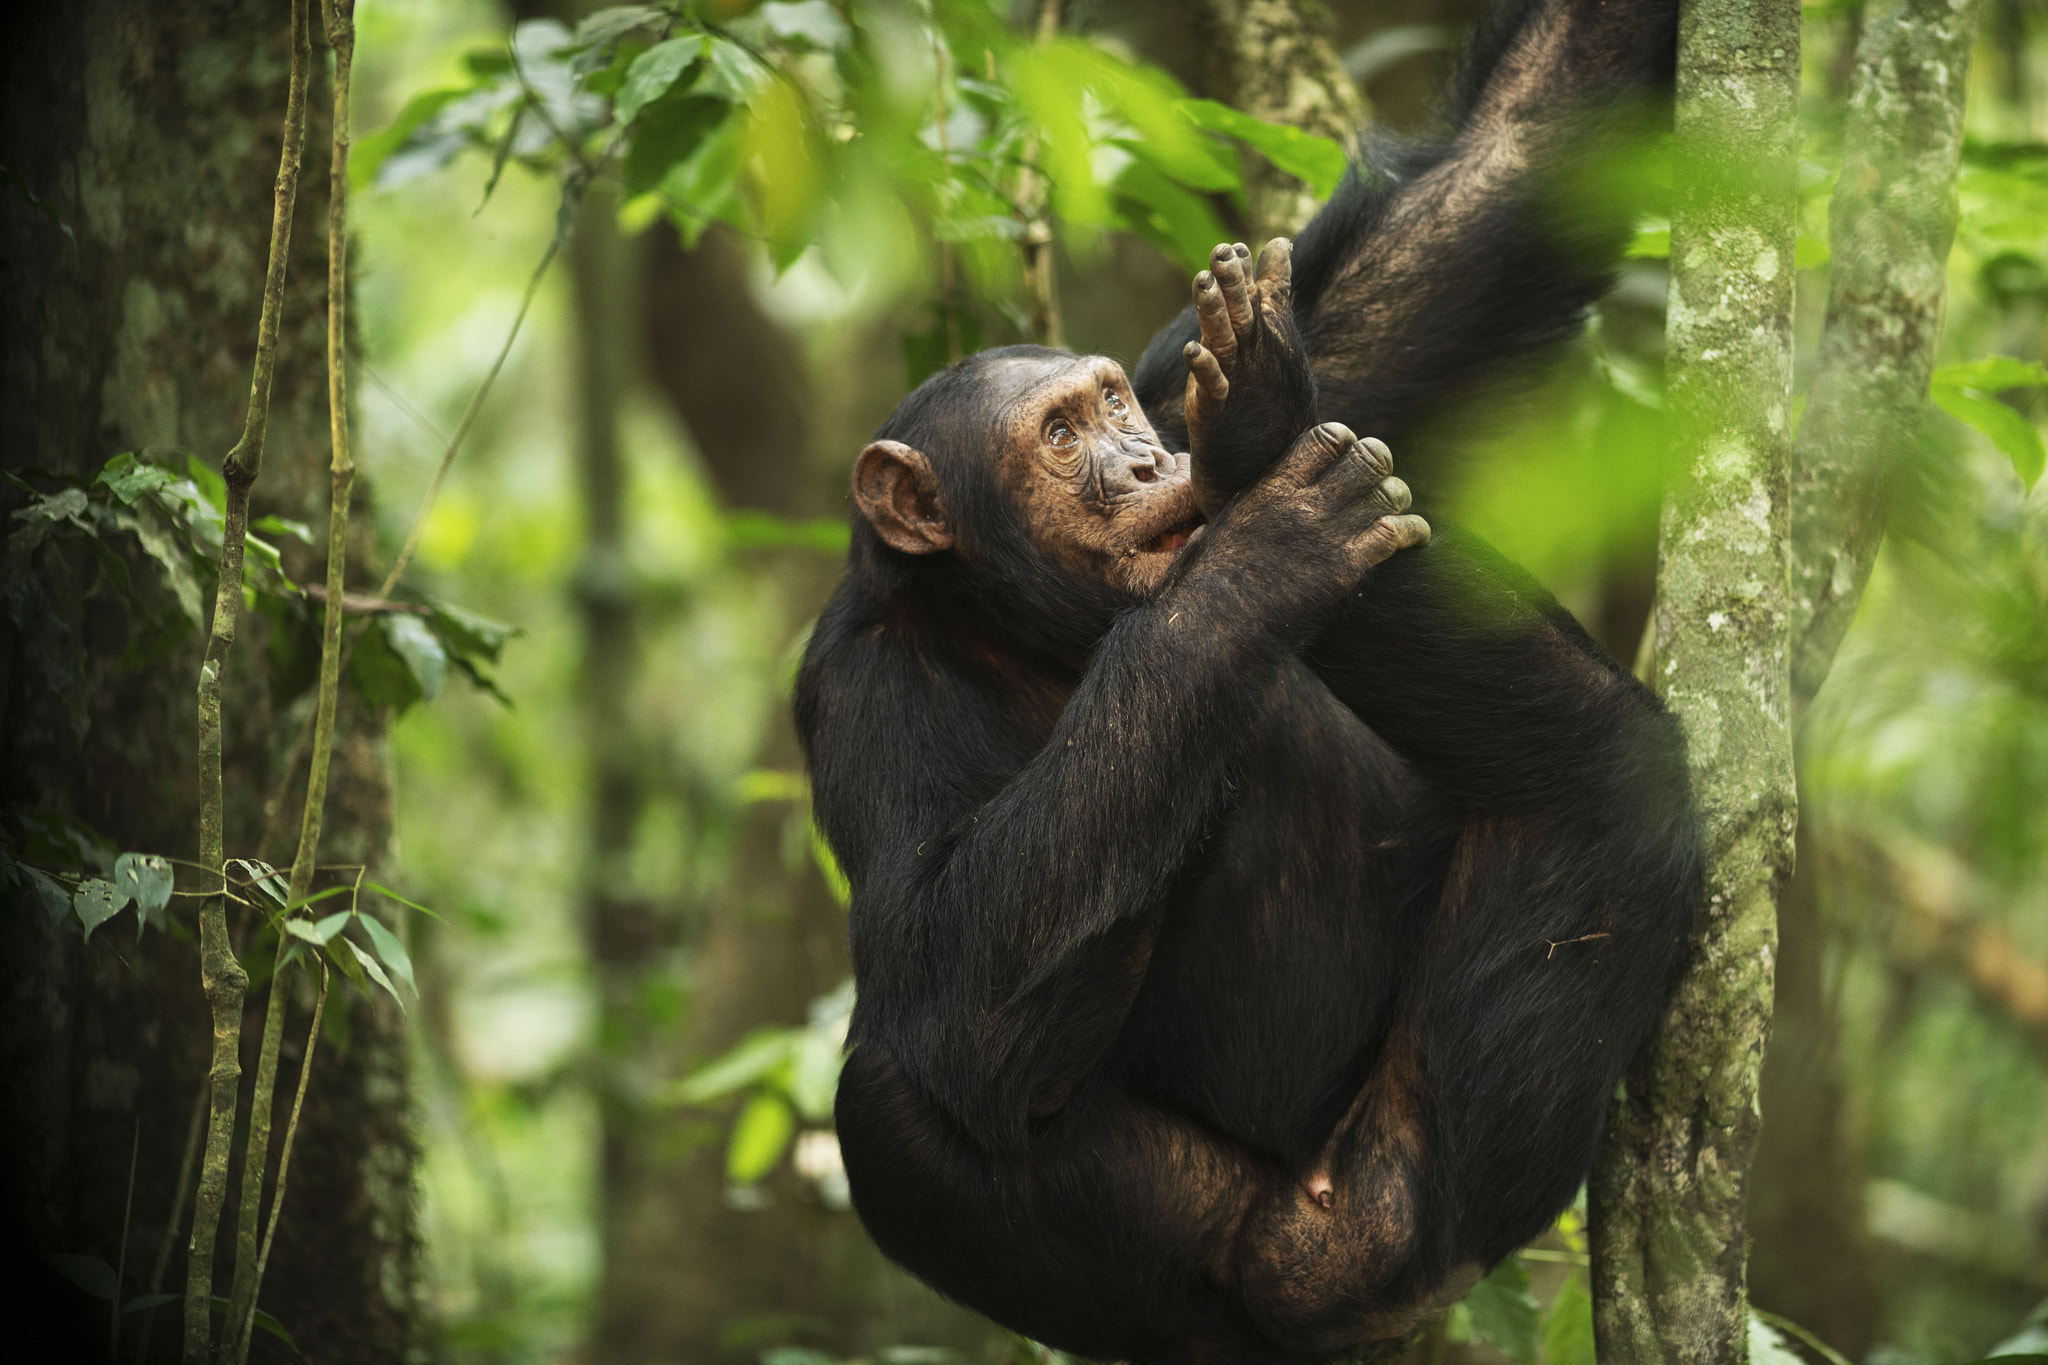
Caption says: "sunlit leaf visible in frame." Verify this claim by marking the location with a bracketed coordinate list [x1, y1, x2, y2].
[114, 852, 173, 936]
[670, 1030, 798, 1103]
[615, 34, 706, 126]
[353, 87, 466, 190]
[1748, 1315, 1805, 1365]
[228, 858, 289, 907]
[1932, 381, 2046, 490]
[73, 878, 123, 942]
[284, 910, 354, 945]
[346, 938, 407, 1011]
[733, 769, 807, 804]
[1176, 97, 1344, 198]
[1113, 158, 1232, 273]
[1934, 356, 2048, 392]
[357, 912, 418, 997]
[1625, 225, 1670, 258]
[95, 453, 172, 506]
[760, 1, 850, 49]
[789, 1024, 843, 1121]
[747, 77, 826, 272]
[365, 881, 447, 923]
[810, 823, 851, 908]
[726, 1091, 797, 1184]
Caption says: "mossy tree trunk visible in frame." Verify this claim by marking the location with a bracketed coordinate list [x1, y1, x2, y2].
[1587, 0, 1801, 1358]
[0, 3, 416, 1359]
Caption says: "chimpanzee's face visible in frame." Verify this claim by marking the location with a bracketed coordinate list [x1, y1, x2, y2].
[988, 354, 1203, 595]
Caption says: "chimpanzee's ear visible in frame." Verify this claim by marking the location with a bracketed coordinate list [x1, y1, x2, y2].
[853, 440, 954, 554]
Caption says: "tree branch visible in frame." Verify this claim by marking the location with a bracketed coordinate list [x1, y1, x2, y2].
[185, 1, 309, 1357]
[1589, 0, 1801, 1357]
[1790, 0, 1982, 708]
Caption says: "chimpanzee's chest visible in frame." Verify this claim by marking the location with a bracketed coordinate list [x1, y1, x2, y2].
[1108, 659, 1446, 1169]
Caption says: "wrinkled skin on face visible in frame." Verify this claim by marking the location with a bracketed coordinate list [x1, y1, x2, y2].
[851, 353, 1205, 599]
[986, 354, 1204, 596]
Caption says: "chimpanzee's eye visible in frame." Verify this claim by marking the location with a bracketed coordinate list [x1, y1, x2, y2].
[1105, 390, 1128, 417]
[1047, 419, 1078, 449]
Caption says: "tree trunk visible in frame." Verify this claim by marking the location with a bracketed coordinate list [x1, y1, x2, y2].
[1587, 0, 1801, 1358]
[1192, 0, 1368, 240]
[0, 3, 416, 1359]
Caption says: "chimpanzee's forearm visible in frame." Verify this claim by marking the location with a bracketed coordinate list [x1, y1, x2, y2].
[1301, 529, 1679, 816]
[844, 579, 1291, 1150]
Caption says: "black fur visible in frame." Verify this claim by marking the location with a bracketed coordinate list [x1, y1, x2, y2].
[795, 1, 1696, 1360]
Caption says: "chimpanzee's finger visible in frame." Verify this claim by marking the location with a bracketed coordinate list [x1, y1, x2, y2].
[1365, 476, 1413, 517]
[1183, 341, 1230, 406]
[1211, 243, 1255, 338]
[1273, 422, 1355, 487]
[1254, 238, 1293, 309]
[1350, 513, 1431, 566]
[1194, 270, 1237, 361]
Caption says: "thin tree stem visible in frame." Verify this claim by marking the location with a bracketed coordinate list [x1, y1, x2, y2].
[224, 5, 355, 1358]
[1789, 0, 1982, 707]
[235, 967, 328, 1364]
[1589, 0, 1801, 1359]
[185, 2, 309, 1357]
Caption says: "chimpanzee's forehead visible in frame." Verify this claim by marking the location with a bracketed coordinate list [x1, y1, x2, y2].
[990, 354, 1124, 421]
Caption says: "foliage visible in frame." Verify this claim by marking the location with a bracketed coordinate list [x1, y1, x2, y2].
[356, 0, 1343, 365]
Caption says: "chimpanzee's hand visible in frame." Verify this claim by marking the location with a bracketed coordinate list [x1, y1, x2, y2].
[1182, 422, 1429, 634]
[1182, 240, 1320, 518]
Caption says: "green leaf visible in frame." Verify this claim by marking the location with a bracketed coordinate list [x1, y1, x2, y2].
[250, 514, 314, 544]
[427, 601, 519, 664]
[1932, 382, 2046, 490]
[365, 881, 446, 922]
[357, 912, 417, 997]
[1113, 157, 1233, 273]
[1795, 234, 1830, 269]
[284, 910, 354, 945]
[671, 1030, 798, 1104]
[733, 769, 807, 805]
[726, 1092, 797, 1184]
[353, 87, 465, 191]
[26, 867, 74, 927]
[228, 858, 288, 907]
[1176, 98, 1346, 198]
[184, 455, 225, 512]
[615, 34, 705, 126]
[1540, 1272, 1595, 1365]
[114, 852, 174, 936]
[45, 1253, 119, 1300]
[73, 878, 125, 942]
[346, 938, 407, 1011]
[622, 92, 731, 197]
[96, 453, 173, 505]
[13, 487, 90, 526]
[699, 36, 768, 101]
[788, 1025, 843, 1121]
[656, 113, 749, 245]
[1933, 356, 2048, 391]
[383, 614, 448, 701]
[1461, 1257, 1539, 1365]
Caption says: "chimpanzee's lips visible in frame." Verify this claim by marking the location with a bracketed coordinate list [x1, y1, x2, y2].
[1144, 513, 1206, 555]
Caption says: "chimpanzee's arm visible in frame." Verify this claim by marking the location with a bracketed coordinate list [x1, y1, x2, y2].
[1134, 0, 1677, 457]
[800, 427, 1422, 1154]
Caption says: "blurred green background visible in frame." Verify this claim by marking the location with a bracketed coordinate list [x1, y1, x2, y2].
[335, 0, 2048, 1361]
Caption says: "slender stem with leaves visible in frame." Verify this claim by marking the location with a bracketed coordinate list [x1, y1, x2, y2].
[184, 2, 309, 1358]
[224, 4, 356, 1355]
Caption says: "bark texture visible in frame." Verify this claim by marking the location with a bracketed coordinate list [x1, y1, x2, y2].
[1193, 0, 1367, 240]
[1588, 0, 1801, 1358]
[1788, 0, 1981, 704]
[0, 3, 417, 1359]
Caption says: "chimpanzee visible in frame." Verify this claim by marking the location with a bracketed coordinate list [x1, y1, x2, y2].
[792, 0, 1701, 1358]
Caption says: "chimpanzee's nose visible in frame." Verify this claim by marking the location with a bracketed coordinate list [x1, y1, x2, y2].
[1116, 440, 1177, 487]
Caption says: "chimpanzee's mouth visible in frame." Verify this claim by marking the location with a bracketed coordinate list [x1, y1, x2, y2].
[1144, 514, 1206, 555]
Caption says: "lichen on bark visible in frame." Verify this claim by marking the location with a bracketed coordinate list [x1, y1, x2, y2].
[1588, 0, 1801, 1359]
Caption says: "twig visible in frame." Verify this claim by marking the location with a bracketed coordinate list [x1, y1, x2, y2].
[1544, 932, 1611, 960]
[225, 5, 354, 1356]
[235, 965, 328, 1364]
[184, 1, 309, 1357]
[1753, 1309, 1855, 1365]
